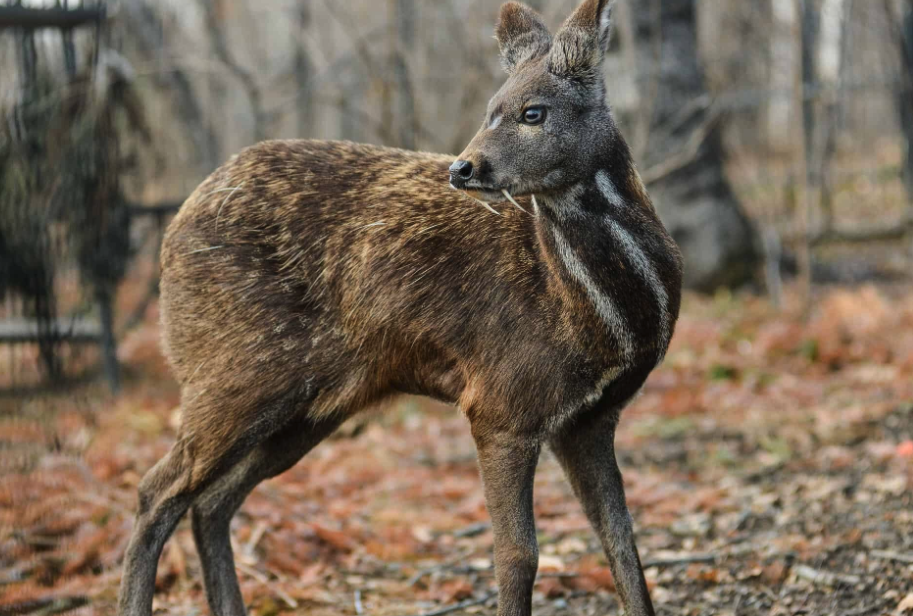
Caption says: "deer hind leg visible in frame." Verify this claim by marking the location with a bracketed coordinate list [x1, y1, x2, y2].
[549, 407, 655, 616]
[190, 415, 342, 616]
[117, 435, 202, 616]
[117, 387, 313, 616]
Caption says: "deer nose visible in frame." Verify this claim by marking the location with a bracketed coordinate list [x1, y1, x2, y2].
[449, 160, 474, 185]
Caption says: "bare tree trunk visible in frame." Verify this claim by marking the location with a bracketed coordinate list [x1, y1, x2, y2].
[339, 73, 362, 142]
[793, 0, 813, 306]
[391, 0, 416, 150]
[15, 26, 37, 98]
[900, 0, 913, 205]
[201, 0, 266, 143]
[897, 0, 913, 264]
[121, 1, 219, 171]
[815, 0, 850, 230]
[294, 1, 315, 139]
[770, 0, 798, 154]
[800, 0, 818, 172]
[621, 0, 759, 291]
[97, 286, 120, 392]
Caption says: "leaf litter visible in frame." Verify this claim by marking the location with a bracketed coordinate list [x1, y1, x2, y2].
[1, 283, 912, 615]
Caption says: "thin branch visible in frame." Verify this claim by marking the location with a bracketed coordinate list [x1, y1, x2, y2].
[792, 0, 812, 310]
[640, 111, 721, 184]
[236, 562, 299, 609]
[793, 564, 861, 586]
[641, 553, 717, 568]
[870, 549, 913, 564]
[199, 0, 266, 141]
[783, 218, 913, 246]
[354, 589, 364, 615]
[411, 594, 496, 616]
[407, 547, 485, 586]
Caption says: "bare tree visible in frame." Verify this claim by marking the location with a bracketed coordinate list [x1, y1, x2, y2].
[121, 2, 219, 171]
[294, 1, 315, 139]
[200, 0, 266, 142]
[898, 0, 913, 204]
[619, 0, 760, 291]
[108, 0, 910, 290]
[391, 0, 416, 149]
[814, 0, 850, 228]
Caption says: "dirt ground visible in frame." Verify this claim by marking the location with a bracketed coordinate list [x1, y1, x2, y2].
[2, 283, 913, 616]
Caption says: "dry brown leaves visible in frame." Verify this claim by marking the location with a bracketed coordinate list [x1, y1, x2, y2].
[2, 283, 912, 615]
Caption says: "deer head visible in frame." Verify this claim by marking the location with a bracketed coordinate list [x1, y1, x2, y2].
[449, 0, 618, 205]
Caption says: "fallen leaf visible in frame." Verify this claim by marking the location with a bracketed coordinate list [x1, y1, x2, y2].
[897, 441, 913, 459]
[537, 554, 564, 572]
[412, 525, 434, 543]
[554, 536, 588, 555]
[762, 562, 788, 585]
[570, 566, 615, 591]
[437, 579, 474, 602]
[310, 523, 356, 552]
[537, 576, 567, 598]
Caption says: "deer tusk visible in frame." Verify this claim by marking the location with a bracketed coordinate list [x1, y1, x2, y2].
[531, 194, 540, 217]
[502, 189, 529, 215]
[474, 199, 502, 216]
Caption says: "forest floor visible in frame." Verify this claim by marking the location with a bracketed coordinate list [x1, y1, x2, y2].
[2, 283, 913, 616]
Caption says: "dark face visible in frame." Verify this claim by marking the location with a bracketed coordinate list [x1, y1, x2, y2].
[452, 57, 615, 202]
[450, 0, 617, 203]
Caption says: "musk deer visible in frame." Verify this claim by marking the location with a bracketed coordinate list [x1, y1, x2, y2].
[118, 0, 683, 614]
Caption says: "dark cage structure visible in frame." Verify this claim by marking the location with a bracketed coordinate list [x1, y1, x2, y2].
[0, 1, 156, 392]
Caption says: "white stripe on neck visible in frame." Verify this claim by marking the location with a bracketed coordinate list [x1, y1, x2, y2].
[596, 171, 672, 360]
[550, 223, 634, 361]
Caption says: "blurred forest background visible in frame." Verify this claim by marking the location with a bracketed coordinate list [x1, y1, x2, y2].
[1, 0, 913, 615]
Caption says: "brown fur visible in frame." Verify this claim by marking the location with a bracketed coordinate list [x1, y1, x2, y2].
[118, 2, 682, 615]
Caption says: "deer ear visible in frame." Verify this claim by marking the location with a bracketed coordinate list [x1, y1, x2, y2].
[548, 0, 615, 82]
[495, 2, 552, 74]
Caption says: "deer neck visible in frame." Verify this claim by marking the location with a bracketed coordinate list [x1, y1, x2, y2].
[534, 159, 677, 366]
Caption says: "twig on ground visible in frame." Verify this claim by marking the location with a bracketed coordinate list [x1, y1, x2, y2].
[244, 520, 268, 558]
[844, 599, 890, 616]
[870, 549, 913, 564]
[354, 589, 364, 615]
[272, 586, 300, 611]
[452, 522, 490, 538]
[237, 561, 269, 583]
[236, 562, 299, 609]
[407, 567, 436, 586]
[738, 462, 786, 482]
[0, 560, 38, 584]
[0, 596, 88, 616]
[407, 548, 482, 586]
[412, 594, 496, 616]
[641, 553, 716, 568]
[793, 564, 861, 586]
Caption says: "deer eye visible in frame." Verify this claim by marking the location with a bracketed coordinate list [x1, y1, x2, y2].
[521, 107, 546, 126]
